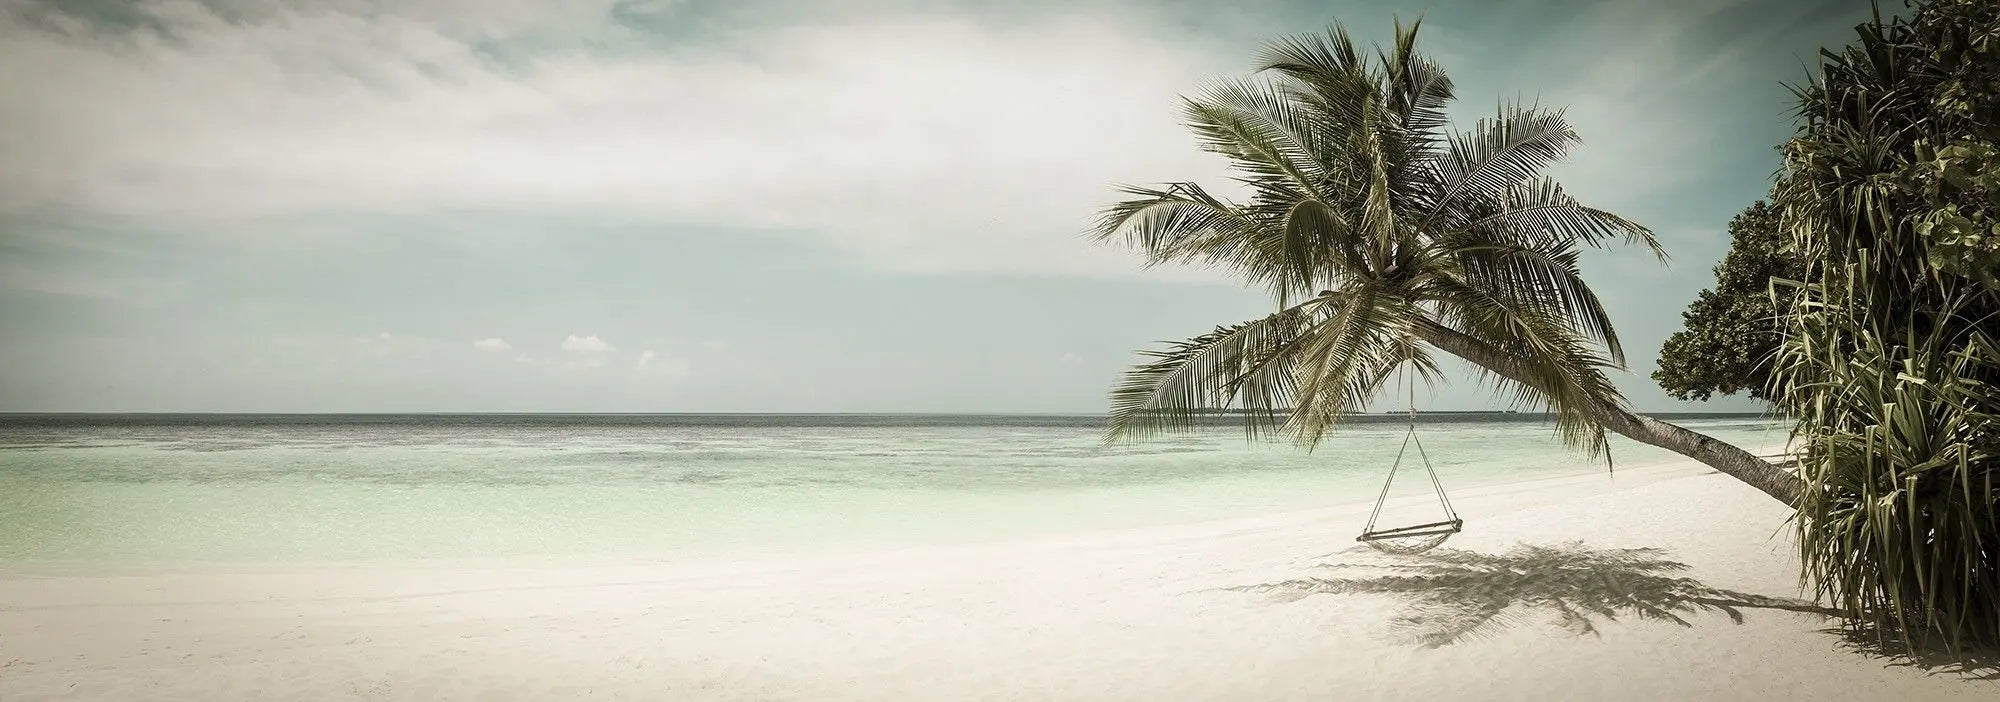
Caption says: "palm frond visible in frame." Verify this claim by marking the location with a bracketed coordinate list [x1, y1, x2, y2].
[1190, 78, 1336, 192]
[1429, 229, 1628, 364]
[1459, 178, 1665, 260]
[1105, 299, 1325, 443]
[1419, 275, 1625, 456]
[1092, 183, 1253, 268]
[1430, 104, 1581, 223]
[1380, 15, 1455, 144]
[1284, 283, 1423, 446]
[1257, 24, 1369, 100]
[1258, 27, 1383, 157]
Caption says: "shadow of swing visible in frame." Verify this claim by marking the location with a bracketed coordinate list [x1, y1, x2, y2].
[1229, 540, 2000, 679]
[1230, 541, 1839, 649]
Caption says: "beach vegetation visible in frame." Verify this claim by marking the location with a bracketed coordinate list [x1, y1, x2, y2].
[1766, 0, 2000, 650]
[1652, 201, 1799, 402]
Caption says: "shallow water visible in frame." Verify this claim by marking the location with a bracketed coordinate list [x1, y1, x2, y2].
[0, 414, 1788, 564]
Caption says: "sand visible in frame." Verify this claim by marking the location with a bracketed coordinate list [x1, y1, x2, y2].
[3, 456, 1993, 701]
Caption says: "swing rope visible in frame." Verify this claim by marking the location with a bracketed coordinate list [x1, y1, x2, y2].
[1356, 342, 1461, 553]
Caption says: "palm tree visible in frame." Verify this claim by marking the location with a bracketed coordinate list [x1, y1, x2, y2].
[1092, 19, 1802, 504]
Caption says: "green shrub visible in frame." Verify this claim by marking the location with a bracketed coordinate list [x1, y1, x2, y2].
[1770, 0, 2000, 650]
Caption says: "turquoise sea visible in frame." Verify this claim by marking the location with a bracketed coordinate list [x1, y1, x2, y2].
[0, 414, 1789, 565]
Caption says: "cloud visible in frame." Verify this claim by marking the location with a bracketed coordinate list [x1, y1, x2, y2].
[559, 333, 616, 368]
[472, 337, 511, 352]
[0, 1, 1233, 277]
[560, 334, 615, 353]
[636, 349, 690, 378]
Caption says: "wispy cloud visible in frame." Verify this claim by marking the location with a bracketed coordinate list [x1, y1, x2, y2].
[557, 333, 616, 369]
[635, 348, 690, 378]
[1, 0, 1232, 276]
[560, 334, 615, 354]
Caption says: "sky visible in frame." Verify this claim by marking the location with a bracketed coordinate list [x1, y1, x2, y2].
[0, 0, 1871, 413]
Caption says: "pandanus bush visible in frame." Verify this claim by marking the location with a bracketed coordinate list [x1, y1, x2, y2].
[1770, 0, 2000, 650]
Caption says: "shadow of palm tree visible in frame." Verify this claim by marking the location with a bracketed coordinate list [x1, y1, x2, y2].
[1231, 541, 1839, 649]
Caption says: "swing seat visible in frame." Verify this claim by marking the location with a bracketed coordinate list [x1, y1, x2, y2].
[1358, 518, 1462, 554]
[1357, 518, 1463, 542]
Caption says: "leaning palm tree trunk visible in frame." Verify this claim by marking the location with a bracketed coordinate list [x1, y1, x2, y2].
[1417, 325, 1801, 505]
[1093, 20, 1803, 507]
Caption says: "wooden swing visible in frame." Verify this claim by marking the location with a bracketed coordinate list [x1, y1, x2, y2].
[1355, 355, 1462, 554]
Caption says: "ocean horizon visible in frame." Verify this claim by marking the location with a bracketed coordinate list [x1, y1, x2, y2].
[0, 410, 1783, 425]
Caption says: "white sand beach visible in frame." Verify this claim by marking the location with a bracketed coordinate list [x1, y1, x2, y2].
[3, 455, 1991, 701]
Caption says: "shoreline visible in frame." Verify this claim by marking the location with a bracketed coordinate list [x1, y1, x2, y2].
[0, 443, 1771, 577]
[11, 445, 1991, 700]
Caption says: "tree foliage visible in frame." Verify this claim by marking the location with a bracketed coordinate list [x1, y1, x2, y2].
[1652, 201, 1800, 401]
[1090, 19, 1661, 457]
[1770, 0, 2000, 650]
